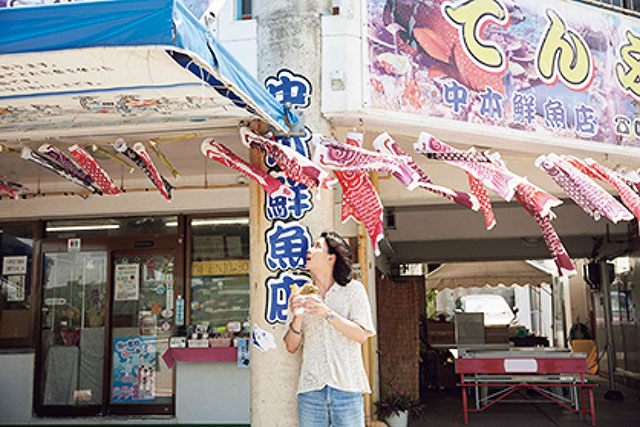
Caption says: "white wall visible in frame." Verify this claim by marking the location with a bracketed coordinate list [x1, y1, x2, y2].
[0, 352, 34, 424]
[515, 286, 532, 331]
[541, 284, 553, 343]
[216, 0, 258, 77]
[322, 0, 364, 114]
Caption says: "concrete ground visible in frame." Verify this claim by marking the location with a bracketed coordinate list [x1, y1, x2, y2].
[410, 375, 640, 427]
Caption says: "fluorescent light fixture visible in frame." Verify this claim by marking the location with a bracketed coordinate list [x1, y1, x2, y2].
[46, 224, 120, 232]
[165, 218, 249, 227]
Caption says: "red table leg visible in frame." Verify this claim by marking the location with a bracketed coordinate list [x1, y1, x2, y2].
[581, 374, 586, 420]
[589, 388, 596, 426]
[461, 375, 468, 424]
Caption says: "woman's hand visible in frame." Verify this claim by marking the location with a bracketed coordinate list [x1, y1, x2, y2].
[302, 295, 329, 319]
[289, 293, 305, 317]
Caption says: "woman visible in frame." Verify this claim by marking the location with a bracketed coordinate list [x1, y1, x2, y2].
[283, 231, 376, 427]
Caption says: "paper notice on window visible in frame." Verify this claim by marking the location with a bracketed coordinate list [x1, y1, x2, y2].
[2, 255, 27, 275]
[114, 263, 139, 301]
[6, 275, 25, 302]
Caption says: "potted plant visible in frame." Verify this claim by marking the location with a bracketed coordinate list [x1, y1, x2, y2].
[374, 382, 424, 427]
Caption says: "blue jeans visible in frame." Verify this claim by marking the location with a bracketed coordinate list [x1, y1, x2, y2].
[297, 386, 364, 427]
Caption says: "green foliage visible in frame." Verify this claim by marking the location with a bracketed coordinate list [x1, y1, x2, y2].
[426, 289, 438, 320]
[374, 380, 424, 421]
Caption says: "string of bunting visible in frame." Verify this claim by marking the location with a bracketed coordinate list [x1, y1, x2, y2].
[0, 137, 182, 200]
[240, 127, 336, 192]
[372, 132, 479, 211]
[4, 126, 640, 275]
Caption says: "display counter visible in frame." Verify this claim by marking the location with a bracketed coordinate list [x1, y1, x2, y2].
[162, 347, 250, 425]
[0, 350, 34, 424]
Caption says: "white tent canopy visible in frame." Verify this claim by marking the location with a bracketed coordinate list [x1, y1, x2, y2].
[425, 260, 552, 290]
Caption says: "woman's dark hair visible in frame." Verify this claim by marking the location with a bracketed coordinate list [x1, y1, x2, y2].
[321, 231, 353, 286]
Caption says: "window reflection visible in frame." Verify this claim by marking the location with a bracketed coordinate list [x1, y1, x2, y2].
[189, 217, 250, 332]
[0, 224, 34, 343]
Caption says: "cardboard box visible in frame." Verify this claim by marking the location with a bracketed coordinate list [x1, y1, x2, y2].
[485, 326, 509, 343]
[188, 338, 209, 348]
[426, 320, 455, 344]
[169, 336, 186, 348]
[455, 313, 485, 345]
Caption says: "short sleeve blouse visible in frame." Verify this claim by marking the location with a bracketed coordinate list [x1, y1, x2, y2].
[285, 280, 376, 394]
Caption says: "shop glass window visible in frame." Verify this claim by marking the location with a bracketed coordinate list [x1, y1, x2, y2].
[610, 281, 635, 323]
[46, 216, 178, 239]
[0, 224, 34, 346]
[189, 217, 249, 332]
[39, 251, 107, 407]
[236, 0, 251, 20]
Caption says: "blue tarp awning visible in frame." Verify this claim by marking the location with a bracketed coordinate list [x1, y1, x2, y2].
[0, 0, 294, 138]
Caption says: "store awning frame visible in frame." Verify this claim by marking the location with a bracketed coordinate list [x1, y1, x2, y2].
[425, 260, 553, 290]
[0, 0, 295, 138]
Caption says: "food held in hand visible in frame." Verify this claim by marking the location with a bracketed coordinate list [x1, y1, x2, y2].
[299, 282, 319, 295]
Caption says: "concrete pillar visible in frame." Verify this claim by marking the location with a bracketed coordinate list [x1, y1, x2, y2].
[251, 2, 334, 426]
[254, 0, 331, 133]
[248, 162, 333, 426]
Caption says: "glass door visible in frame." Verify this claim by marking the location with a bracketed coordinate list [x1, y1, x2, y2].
[38, 251, 108, 415]
[109, 253, 175, 415]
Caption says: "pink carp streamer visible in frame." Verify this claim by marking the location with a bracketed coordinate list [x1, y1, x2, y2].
[566, 157, 640, 222]
[467, 173, 496, 230]
[68, 145, 120, 195]
[490, 154, 562, 219]
[333, 132, 384, 256]
[240, 127, 335, 191]
[336, 133, 365, 223]
[0, 174, 26, 199]
[201, 138, 293, 199]
[486, 156, 571, 275]
[489, 155, 568, 272]
[372, 132, 478, 211]
[0, 182, 21, 199]
[313, 134, 420, 190]
[414, 132, 523, 201]
[412, 132, 569, 269]
[514, 189, 575, 276]
[536, 154, 632, 223]
[621, 170, 640, 195]
[422, 150, 492, 163]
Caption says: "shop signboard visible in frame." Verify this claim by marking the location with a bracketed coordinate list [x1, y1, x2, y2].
[191, 259, 250, 276]
[260, 69, 315, 328]
[366, 0, 640, 147]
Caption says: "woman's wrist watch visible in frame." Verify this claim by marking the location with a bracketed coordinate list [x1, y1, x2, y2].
[326, 310, 335, 322]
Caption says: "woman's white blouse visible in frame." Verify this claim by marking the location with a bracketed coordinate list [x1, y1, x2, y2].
[285, 280, 376, 395]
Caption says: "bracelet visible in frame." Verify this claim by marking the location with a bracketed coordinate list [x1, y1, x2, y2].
[289, 324, 302, 335]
